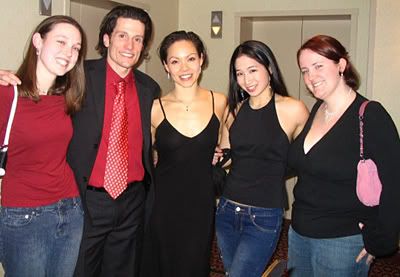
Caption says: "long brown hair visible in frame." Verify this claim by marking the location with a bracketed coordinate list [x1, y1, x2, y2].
[16, 15, 87, 114]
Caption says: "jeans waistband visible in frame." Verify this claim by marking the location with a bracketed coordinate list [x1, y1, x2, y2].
[219, 197, 283, 216]
[1, 197, 81, 213]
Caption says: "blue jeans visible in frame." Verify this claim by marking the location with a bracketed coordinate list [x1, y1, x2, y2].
[288, 226, 370, 277]
[215, 197, 283, 277]
[1, 197, 84, 277]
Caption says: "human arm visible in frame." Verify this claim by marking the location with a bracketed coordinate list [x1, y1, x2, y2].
[0, 70, 21, 86]
[356, 223, 375, 264]
[213, 104, 232, 166]
[150, 99, 161, 167]
[360, 101, 400, 257]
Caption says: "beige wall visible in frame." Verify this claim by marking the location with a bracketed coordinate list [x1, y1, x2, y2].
[369, 0, 400, 128]
[178, 0, 372, 95]
[0, 0, 69, 71]
[144, 0, 179, 94]
[1, 1, 397, 128]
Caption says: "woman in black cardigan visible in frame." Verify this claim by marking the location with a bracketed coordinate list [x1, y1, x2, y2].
[287, 35, 400, 277]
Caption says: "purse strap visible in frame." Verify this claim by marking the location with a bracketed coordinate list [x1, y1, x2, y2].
[358, 100, 370, 160]
[1, 85, 19, 152]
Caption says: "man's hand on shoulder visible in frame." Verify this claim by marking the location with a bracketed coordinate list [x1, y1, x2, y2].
[0, 70, 21, 86]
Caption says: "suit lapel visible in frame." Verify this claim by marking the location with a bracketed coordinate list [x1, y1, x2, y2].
[87, 59, 107, 131]
[134, 71, 149, 138]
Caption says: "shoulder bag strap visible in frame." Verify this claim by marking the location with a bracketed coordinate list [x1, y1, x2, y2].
[1, 85, 19, 152]
[358, 100, 370, 160]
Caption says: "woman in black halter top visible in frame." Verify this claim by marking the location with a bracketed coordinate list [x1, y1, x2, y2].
[141, 31, 226, 277]
[214, 41, 308, 277]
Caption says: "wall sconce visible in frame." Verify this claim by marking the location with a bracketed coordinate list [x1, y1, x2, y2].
[39, 0, 52, 16]
[211, 11, 223, 39]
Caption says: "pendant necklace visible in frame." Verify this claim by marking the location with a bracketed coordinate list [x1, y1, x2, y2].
[323, 88, 353, 123]
[323, 105, 336, 122]
[175, 98, 193, 112]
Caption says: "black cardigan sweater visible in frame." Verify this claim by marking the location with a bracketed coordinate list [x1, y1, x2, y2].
[288, 93, 400, 257]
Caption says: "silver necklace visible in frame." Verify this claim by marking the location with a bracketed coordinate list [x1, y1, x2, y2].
[174, 98, 193, 112]
[323, 104, 336, 122]
[323, 88, 353, 123]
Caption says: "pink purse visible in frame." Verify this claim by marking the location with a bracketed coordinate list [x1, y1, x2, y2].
[356, 100, 382, 207]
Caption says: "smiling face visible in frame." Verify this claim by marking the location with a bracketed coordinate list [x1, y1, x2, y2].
[234, 54, 271, 98]
[104, 18, 145, 77]
[163, 40, 203, 89]
[298, 49, 346, 100]
[34, 22, 82, 80]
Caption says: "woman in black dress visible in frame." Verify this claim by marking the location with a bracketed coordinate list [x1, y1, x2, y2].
[141, 31, 226, 277]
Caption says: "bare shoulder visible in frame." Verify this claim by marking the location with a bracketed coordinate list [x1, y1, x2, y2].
[276, 95, 309, 118]
[211, 91, 227, 119]
[275, 95, 309, 140]
[213, 91, 227, 107]
[151, 97, 164, 128]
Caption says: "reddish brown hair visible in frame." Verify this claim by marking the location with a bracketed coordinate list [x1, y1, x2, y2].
[297, 35, 360, 90]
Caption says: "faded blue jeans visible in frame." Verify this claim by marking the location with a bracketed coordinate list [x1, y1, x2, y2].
[288, 226, 370, 277]
[215, 197, 283, 277]
[0, 197, 83, 277]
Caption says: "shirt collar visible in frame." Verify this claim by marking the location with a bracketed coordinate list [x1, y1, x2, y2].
[106, 62, 135, 88]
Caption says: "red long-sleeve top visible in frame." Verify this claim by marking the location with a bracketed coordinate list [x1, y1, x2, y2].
[0, 85, 79, 207]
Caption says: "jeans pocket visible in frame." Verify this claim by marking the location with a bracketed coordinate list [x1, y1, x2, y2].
[2, 208, 38, 228]
[249, 213, 282, 233]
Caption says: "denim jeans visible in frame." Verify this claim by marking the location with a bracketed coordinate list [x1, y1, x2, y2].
[1, 197, 84, 277]
[288, 226, 370, 277]
[215, 197, 283, 277]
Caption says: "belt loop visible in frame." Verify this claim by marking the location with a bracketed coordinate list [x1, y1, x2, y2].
[247, 206, 251, 216]
[220, 197, 228, 209]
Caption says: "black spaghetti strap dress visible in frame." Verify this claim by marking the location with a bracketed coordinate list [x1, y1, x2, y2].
[143, 91, 219, 277]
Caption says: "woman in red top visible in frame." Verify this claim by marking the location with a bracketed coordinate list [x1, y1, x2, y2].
[0, 16, 86, 276]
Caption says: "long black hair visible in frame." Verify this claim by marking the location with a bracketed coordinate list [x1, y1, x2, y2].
[228, 40, 288, 116]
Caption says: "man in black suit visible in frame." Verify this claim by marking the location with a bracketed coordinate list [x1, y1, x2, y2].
[68, 6, 160, 276]
[0, 5, 160, 276]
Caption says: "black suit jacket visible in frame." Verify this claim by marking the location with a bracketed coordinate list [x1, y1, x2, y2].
[67, 58, 160, 218]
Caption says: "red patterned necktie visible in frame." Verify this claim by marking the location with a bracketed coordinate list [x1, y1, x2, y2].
[104, 80, 129, 199]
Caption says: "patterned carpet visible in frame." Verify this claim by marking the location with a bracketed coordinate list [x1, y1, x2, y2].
[209, 219, 400, 276]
